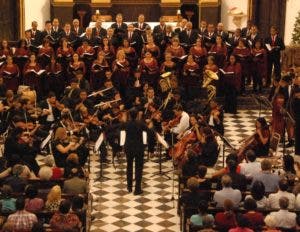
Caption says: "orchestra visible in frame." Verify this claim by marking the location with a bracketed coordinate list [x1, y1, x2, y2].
[0, 13, 298, 199]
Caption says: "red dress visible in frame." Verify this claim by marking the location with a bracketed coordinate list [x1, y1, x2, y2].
[99, 45, 115, 67]
[0, 64, 20, 92]
[139, 58, 159, 87]
[142, 45, 161, 60]
[189, 46, 207, 73]
[38, 46, 54, 68]
[272, 94, 285, 135]
[46, 62, 63, 95]
[23, 62, 43, 94]
[223, 63, 242, 91]
[232, 47, 251, 79]
[183, 62, 200, 86]
[209, 44, 227, 68]
[68, 61, 86, 81]
[112, 59, 130, 98]
[251, 48, 267, 81]
[91, 60, 109, 90]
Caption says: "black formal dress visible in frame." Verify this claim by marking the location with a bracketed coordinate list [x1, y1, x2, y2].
[124, 119, 147, 193]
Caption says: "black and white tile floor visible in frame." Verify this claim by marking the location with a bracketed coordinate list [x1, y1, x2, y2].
[81, 110, 295, 231]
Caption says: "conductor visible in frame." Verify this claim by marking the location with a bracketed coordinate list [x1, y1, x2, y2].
[124, 108, 147, 195]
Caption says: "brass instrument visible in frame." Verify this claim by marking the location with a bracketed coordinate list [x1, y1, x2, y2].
[203, 70, 218, 102]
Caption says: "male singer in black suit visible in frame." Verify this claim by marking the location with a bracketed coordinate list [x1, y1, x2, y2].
[26, 21, 42, 46]
[216, 23, 229, 42]
[111, 13, 128, 47]
[60, 23, 77, 43]
[124, 108, 147, 195]
[72, 18, 84, 37]
[125, 24, 142, 56]
[133, 14, 149, 36]
[92, 19, 107, 39]
[264, 26, 285, 86]
[179, 22, 198, 51]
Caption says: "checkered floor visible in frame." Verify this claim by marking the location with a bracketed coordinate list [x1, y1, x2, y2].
[86, 109, 294, 232]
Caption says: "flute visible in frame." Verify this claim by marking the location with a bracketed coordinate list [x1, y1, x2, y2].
[87, 87, 113, 98]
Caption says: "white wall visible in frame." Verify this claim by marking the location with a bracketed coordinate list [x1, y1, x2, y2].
[24, 0, 50, 31]
[221, 0, 249, 31]
[284, 0, 300, 45]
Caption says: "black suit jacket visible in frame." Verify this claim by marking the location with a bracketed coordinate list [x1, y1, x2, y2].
[38, 99, 61, 124]
[264, 35, 285, 56]
[133, 22, 149, 35]
[26, 29, 43, 46]
[72, 27, 85, 37]
[241, 27, 251, 38]
[60, 31, 78, 43]
[179, 29, 198, 45]
[52, 27, 64, 40]
[92, 27, 107, 38]
[124, 120, 147, 154]
[216, 30, 229, 42]
[111, 22, 128, 35]
[153, 25, 166, 36]
[246, 33, 261, 47]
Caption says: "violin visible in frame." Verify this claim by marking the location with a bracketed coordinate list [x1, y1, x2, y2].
[162, 115, 181, 131]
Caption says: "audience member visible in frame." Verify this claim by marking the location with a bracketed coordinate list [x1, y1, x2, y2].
[189, 200, 214, 227]
[215, 199, 237, 232]
[243, 198, 264, 231]
[239, 150, 261, 179]
[0, 185, 16, 213]
[63, 168, 87, 194]
[45, 185, 63, 211]
[24, 184, 44, 212]
[213, 175, 242, 207]
[245, 181, 269, 208]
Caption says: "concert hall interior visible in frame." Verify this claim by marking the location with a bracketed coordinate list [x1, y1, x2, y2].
[0, 0, 300, 231]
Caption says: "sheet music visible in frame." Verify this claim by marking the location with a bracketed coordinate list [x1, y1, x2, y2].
[120, 130, 126, 146]
[265, 43, 272, 51]
[40, 130, 53, 150]
[156, 133, 169, 149]
[143, 131, 147, 145]
[94, 133, 104, 152]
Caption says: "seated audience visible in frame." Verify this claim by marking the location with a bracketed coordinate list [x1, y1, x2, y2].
[245, 180, 269, 208]
[215, 199, 237, 232]
[63, 168, 87, 195]
[38, 155, 63, 180]
[24, 184, 44, 213]
[251, 159, 279, 192]
[225, 160, 247, 192]
[243, 198, 264, 231]
[229, 214, 254, 232]
[263, 215, 281, 232]
[6, 197, 38, 231]
[45, 185, 63, 211]
[0, 157, 11, 179]
[213, 175, 242, 207]
[196, 166, 212, 190]
[268, 178, 295, 209]
[3, 164, 28, 193]
[72, 195, 85, 213]
[50, 199, 82, 231]
[180, 177, 208, 206]
[268, 196, 296, 229]
[0, 185, 16, 213]
[189, 200, 214, 227]
[239, 150, 261, 179]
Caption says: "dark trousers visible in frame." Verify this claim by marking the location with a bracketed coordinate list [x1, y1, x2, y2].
[252, 70, 263, 92]
[126, 152, 144, 191]
[267, 54, 281, 85]
[224, 85, 238, 114]
[295, 120, 300, 155]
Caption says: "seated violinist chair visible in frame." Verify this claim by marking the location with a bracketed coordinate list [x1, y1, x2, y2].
[269, 132, 281, 156]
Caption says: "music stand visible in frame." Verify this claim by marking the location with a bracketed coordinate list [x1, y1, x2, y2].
[94, 133, 109, 181]
[151, 133, 171, 180]
[216, 132, 236, 167]
[280, 108, 295, 156]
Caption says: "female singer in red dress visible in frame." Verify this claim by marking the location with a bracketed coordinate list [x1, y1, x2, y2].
[0, 56, 20, 92]
[45, 56, 63, 97]
[222, 55, 242, 114]
[203, 56, 219, 73]
[23, 53, 43, 97]
[160, 52, 177, 76]
[232, 39, 251, 94]
[251, 39, 267, 93]
[0, 40, 12, 60]
[76, 39, 95, 80]
[56, 38, 74, 72]
[99, 37, 115, 67]
[118, 38, 138, 69]
[68, 53, 86, 83]
[91, 51, 109, 91]
[38, 38, 55, 68]
[13, 39, 30, 78]
[209, 35, 227, 68]
[139, 51, 159, 88]
[142, 36, 161, 61]
[165, 37, 185, 60]
[189, 38, 207, 75]
[112, 49, 130, 99]
[183, 55, 200, 100]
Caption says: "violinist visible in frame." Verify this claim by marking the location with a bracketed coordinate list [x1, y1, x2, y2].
[205, 100, 224, 135]
[75, 89, 93, 113]
[61, 78, 81, 109]
[197, 127, 218, 167]
[139, 51, 159, 88]
[52, 127, 85, 167]
[141, 87, 161, 116]
[164, 104, 190, 156]
[39, 92, 61, 128]
[238, 117, 270, 160]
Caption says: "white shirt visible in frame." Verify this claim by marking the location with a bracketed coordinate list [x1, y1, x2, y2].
[170, 111, 190, 135]
[245, 195, 269, 208]
[240, 161, 261, 178]
[269, 209, 296, 228]
[268, 191, 296, 209]
[213, 187, 242, 207]
[46, 100, 54, 122]
[295, 194, 300, 210]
